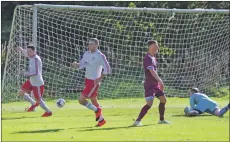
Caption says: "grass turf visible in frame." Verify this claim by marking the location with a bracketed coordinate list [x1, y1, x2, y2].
[2, 97, 229, 141]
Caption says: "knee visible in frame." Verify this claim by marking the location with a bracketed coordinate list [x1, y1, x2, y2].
[160, 98, 167, 104]
[35, 99, 41, 104]
[147, 104, 152, 108]
[78, 96, 85, 105]
[214, 109, 221, 116]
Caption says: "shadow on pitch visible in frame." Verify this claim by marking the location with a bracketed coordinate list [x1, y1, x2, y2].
[172, 114, 212, 117]
[78, 123, 157, 132]
[2, 116, 37, 120]
[12, 129, 64, 134]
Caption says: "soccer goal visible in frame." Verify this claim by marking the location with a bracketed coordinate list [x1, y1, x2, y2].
[2, 4, 229, 103]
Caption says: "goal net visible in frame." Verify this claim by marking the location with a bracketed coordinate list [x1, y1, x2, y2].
[2, 4, 229, 103]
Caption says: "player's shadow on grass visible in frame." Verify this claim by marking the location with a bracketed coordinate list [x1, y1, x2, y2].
[2, 116, 37, 120]
[172, 114, 212, 117]
[78, 124, 157, 132]
[12, 129, 64, 134]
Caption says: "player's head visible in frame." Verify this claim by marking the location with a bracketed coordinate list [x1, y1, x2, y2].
[88, 38, 99, 52]
[27, 44, 36, 57]
[190, 88, 199, 95]
[147, 40, 159, 55]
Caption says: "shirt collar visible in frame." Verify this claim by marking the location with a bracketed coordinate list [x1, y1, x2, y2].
[30, 54, 36, 58]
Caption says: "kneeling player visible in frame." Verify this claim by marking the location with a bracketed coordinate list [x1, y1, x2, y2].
[17, 45, 52, 117]
[184, 88, 229, 117]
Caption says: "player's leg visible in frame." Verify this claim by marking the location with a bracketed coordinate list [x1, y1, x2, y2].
[91, 96, 106, 127]
[80, 79, 101, 121]
[33, 86, 52, 117]
[156, 90, 171, 124]
[187, 103, 206, 116]
[133, 87, 154, 126]
[78, 94, 98, 112]
[212, 103, 229, 117]
[20, 80, 38, 112]
[90, 96, 100, 108]
[134, 97, 153, 126]
[186, 109, 201, 116]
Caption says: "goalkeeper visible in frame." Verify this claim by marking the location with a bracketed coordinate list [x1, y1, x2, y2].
[184, 88, 229, 117]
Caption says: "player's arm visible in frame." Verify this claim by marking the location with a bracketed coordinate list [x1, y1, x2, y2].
[95, 54, 111, 84]
[148, 68, 164, 91]
[184, 96, 199, 116]
[189, 95, 195, 110]
[72, 53, 87, 69]
[23, 58, 39, 77]
[16, 46, 28, 57]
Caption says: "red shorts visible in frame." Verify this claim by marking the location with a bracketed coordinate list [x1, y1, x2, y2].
[82, 78, 99, 98]
[21, 80, 44, 100]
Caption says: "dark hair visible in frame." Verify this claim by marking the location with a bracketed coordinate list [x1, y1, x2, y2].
[27, 44, 36, 51]
[147, 40, 158, 47]
[191, 88, 199, 93]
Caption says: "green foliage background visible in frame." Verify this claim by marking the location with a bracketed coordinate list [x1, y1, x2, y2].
[1, 2, 229, 102]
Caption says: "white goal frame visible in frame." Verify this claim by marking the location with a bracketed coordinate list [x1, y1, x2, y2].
[2, 4, 229, 102]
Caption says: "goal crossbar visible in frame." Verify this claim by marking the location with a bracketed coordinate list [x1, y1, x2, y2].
[33, 4, 230, 14]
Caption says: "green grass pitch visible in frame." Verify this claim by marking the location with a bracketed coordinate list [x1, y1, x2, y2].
[2, 97, 229, 141]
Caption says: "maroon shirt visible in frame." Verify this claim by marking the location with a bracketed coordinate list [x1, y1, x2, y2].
[143, 53, 158, 88]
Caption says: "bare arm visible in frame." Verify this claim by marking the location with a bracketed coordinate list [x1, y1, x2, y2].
[149, 69, 164, 91]
[72, 53, 87, 69]
[16, 47, 28, 57]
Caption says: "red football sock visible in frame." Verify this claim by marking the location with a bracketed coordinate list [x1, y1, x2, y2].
[159, 102, 165, 121]
[136, 104, 151, 121]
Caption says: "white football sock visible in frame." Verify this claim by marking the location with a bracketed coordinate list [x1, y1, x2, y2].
[24, 93, 36, 105]
[40, 99, 51, 112]
[98, 114, 104, 121]
[85, 101, 98, 112]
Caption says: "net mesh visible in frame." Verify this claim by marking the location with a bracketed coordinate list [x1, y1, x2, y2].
[2, 5, 229, 103]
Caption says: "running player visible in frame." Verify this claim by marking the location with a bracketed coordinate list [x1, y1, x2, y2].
[72, 38, 111, 127]
[133, 40, 171, 126]
[17, 44, 52, 117]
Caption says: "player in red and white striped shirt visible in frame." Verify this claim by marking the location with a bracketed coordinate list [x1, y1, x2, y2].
[17, 44, 52, 117]
[72, 38, 111, 127]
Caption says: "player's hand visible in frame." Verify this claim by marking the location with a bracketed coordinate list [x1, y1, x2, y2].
[94, 77, 102, 86]
[16, 46, 23, 52]
[158, 79, 164, 91]
[71, 61, 79, 68]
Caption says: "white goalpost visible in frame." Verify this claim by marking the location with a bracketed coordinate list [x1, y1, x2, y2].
[2, 4, 229, 103]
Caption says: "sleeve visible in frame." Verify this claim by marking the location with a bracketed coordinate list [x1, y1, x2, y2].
[100, 54, 111, 75]
[190, 95, 195, 110]
[144, 57, 154, 71]
[79, 52, 87, 69]
[24, 58, 39, 77]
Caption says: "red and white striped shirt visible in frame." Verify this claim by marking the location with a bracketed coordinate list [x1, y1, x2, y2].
[24, 54, 44, 86]
[79, 49, 111, 80]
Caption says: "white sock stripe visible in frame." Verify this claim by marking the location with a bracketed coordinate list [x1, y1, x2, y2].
[37, 86, 42, 100]
[87, 85, 97, 97]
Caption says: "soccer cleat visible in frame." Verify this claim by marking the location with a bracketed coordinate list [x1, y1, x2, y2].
[41, 111, 52, 117]
[96, 119, 106, 127]
[158, 120, 171, 124]
[95, 107, 102, 121]
[25, 103, 39, 112]
[132, 121, 142, 127]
